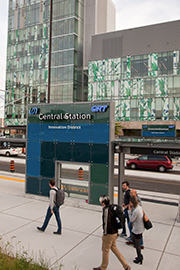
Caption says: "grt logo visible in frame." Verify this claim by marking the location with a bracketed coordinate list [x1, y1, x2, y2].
[91, 105, 109, 112]
[29, 107, 38, 115]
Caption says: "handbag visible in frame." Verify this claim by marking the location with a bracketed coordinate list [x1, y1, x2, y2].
[143, 211, 153, 230]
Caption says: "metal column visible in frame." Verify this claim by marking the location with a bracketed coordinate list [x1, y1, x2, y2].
[109, 142, 114, 203]
[118, 149, 125, 205]
[178, 194, 180, 223]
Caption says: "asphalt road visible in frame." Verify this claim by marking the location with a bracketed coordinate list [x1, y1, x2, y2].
[0, 160, 25, 174]
[0, 157, 180, 195]
[114, 174, 180, 195]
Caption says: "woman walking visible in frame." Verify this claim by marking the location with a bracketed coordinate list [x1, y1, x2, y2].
[128, 197, 144, 265]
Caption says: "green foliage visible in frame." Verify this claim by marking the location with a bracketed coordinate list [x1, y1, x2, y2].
[0, 238, 62, 270]
[115, 123, 124, 137]
[0, 250, 48, 270]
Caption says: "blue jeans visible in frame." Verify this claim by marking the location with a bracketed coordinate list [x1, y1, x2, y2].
[41, 206, 61, 233]
[122, 209, 129, 234]
[128, 221, 143, 246]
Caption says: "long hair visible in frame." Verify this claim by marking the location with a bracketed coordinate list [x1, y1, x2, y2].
[129, 197, 138, 208]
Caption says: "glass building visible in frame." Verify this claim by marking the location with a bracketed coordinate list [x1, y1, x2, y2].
[88, 20, 180, 135]
[5, 0, 116, 126]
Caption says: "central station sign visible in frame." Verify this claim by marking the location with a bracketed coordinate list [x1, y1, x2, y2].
[29, 104, 109, 122]
[131, 147, 180, 157]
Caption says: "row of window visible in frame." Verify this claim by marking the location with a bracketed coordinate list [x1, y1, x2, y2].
[89, 52, 179, 80]
[8, 26, 49, 46]
[51, 34, 77, 52]
[91, 76, 180, 97]
[10, 0, 42, 8]
[9, 1, 49, 30]
[52, 0, 84, 21]
[7, 56, 47, 73]
[6, 68, 48, 87]
[50, 66, 74, 83]
[7, 43, 48, 61]
[51, 50, 75, 67]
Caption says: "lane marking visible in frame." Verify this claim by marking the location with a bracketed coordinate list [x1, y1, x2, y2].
[0, 176, 25, 183]
[125, 176, 180, 186]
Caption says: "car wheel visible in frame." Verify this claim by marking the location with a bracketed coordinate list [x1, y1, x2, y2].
[130, 163, 137, 169]
[158, 165, 166, 172]
[6, 152, 10, 157]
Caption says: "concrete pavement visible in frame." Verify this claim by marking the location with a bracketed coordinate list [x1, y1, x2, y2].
[0, 171, 179, 270]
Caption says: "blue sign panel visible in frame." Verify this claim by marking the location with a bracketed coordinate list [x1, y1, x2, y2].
[142, 125, 176, 137]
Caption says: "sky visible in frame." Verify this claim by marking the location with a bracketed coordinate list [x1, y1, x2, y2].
[0, 0, 180, 118]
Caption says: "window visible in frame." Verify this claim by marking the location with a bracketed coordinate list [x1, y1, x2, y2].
[139, 156, 148, 160]
[158, 52, 173, 75]
[130, 99, 138, 121]
[148, 155, 167, 161]
[121, 57, 127, 79]
[144, 78, 155, 97]
[131, 55, 148, 78]
[155, 99, 162, 120]
[30, 4, 40, 25]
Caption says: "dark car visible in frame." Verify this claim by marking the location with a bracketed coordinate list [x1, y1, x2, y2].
[126, 155, 173, 172]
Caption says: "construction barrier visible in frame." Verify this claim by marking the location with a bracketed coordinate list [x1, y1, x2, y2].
[78, 167, 83, 180]
[10, 160, 15, 173]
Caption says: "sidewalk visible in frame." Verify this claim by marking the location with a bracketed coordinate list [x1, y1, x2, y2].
[0, 171, 179, 270]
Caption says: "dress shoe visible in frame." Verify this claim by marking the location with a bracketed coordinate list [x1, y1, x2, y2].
[126, 241, 133, 245]
[53, 231, 61, 235]
[37, 227, 44, 232]
[133, 258, 143, 265]
[135, 254, 143, 260]
[93, 267, 101, 270]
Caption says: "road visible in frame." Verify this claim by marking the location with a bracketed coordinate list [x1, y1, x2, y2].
[0, 155, 180, 195]
[114, 174, 180, 195]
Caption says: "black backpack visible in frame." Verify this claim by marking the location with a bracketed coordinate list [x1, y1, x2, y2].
[53, 188, 65, 207]
[109, 204, 125, 229]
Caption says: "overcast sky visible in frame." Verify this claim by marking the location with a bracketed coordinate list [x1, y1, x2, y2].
[0, 0, 180, 118]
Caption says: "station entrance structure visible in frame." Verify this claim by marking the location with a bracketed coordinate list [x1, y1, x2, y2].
[26, 101, 115, 204]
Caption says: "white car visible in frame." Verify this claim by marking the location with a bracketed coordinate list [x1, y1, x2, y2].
[0, 148, 21, 157]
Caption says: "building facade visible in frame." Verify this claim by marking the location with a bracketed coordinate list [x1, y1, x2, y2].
[88, 20, 180, 135]
[5, 0, 115, 126]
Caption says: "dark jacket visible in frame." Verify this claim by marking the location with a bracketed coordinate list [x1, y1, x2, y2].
[102, 205, 118, 235]
[124, 189, 131, 206]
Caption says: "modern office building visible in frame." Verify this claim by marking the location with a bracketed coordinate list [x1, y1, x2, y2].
[88, 20, 180, 136]
[5, 0, 116, 126]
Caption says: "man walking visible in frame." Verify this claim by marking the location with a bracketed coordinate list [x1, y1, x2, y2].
[93, 195, 131, 270]
[37, 179, 62, 235]
[120, 181, 131, 237]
